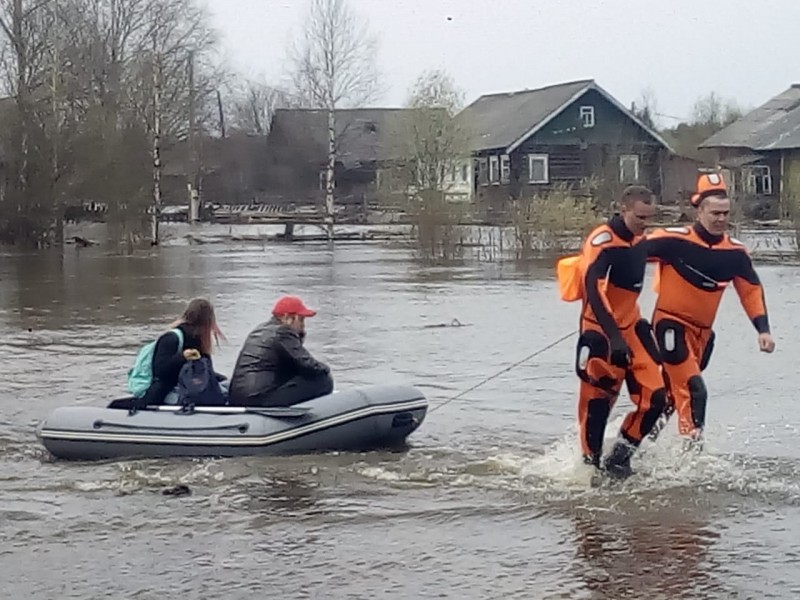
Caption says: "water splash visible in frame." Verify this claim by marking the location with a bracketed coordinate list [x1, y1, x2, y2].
[355, 420, 800, 510]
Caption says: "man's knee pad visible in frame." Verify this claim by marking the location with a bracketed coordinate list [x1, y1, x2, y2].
[654, 319, 689, 365]
[688, 375, 708, 428]
[634, 319, 663, 363]
[634, 388, 669, 440]
[576, 330, 608, 366]
[576, 330, 616, 390]
[650, 388, 669, 413]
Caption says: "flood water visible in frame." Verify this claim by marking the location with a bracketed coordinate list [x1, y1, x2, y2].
[2, 223, 800, 599]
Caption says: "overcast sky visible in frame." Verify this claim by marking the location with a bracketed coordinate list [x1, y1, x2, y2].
[205, 0, 800, 127]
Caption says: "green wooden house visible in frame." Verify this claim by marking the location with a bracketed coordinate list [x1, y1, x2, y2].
[457, 79, 675, 206]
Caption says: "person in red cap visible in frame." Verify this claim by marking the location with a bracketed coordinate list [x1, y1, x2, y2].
[228, 295, 333, 407]
[644, 172, 776, 448]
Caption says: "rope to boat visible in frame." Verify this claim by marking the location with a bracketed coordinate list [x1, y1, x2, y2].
[428, 330, 577, 414]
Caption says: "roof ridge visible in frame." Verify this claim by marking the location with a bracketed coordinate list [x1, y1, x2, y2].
[273, 107, 409, 113]
[474, 78, 593, 100]
[699, 83, 800, 149]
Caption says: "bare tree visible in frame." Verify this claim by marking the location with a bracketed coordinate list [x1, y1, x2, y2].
[395, 69, 469, 260]
[48, 2, 63, 244]
[691, 91, 743, 128]
[225, 77, 294, 135]
[288, 0, 380, 241]
[401, 69, 467, 194]
[1, 5, 71, 241]
[0, 0, 221, 247]
[631, 86, 659, 130]
[0, 0, 27, 226]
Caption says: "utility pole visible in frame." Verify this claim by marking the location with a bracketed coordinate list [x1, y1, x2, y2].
[216, 89, 226, 138]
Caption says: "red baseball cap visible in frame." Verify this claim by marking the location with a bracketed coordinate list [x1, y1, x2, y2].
[272, 295, 317, 318]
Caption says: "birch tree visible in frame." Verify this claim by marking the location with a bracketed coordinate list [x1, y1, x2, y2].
[133, 0, 218, 241]
[149, 12, 163, 244]
[0, 0, 225, 247]
[0, 0, 53, 244]
[288, 0, 380, 241]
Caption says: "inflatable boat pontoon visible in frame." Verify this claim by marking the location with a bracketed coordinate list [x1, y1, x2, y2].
[38, 384, 428, 461]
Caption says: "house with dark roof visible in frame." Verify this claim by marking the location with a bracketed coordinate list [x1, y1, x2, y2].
[456, 79, 675, 207]
[699, 84, 800, 219]
[159, 131, 269, 206]
[265, 107, 461, 208]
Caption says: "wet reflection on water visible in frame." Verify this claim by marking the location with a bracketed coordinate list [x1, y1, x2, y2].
[570, 506, 720, 599]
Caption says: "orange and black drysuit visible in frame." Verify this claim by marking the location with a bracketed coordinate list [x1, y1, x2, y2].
[643, 223, 770, 438]
[575, 216, 668, 468]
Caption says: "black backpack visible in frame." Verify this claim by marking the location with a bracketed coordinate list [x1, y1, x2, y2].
[177, 357, 227, 407]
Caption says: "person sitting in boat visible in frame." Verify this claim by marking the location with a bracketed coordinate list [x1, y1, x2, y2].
[228, 295, 333, 407]
[137, 297, 226, 408]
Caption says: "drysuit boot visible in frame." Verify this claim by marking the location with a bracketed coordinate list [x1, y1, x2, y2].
[582, 453, 606, 488]
[603, 440, 635, 480]
[583, 453, 600, 468]
[682, 429, 705, 455]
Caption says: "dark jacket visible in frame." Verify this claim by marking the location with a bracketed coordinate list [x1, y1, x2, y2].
[139, 325, 205, 407]
[228, 317, 329, 405]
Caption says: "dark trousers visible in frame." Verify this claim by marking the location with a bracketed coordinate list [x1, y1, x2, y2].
[254, 373, 334, 407]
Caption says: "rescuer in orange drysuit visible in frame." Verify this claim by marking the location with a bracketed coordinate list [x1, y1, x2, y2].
[644, 173, 776, 445]
[557, 185, 669, 479]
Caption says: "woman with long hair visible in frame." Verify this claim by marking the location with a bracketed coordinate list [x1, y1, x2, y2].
[139, 297, 226, 407]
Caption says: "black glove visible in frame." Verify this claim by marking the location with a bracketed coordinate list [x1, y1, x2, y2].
[609, 337, 631, 368]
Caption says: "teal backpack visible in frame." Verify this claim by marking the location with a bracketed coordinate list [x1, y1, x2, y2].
[127, 328, 185, 398]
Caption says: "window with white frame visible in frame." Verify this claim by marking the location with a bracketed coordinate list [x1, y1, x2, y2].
[461, 162, 469, 183]
[619, 154, 640, 183]
[580, 105, 595, 128]
[500, 155, 510, 184]
[528, 154, 549, 184]
[746, 165, 772, 195]
[489, 155, 500, 183]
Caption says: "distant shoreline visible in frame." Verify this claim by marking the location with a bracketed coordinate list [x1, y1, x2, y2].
[3, 221, 797, 265]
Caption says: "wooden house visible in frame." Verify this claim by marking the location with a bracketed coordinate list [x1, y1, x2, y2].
[456, 79, 675, 210]
[699, 84, 800, 219]
[265, 108, 433, 210]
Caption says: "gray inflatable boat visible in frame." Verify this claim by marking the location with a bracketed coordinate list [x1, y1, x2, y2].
[38, 384, 428, 461]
